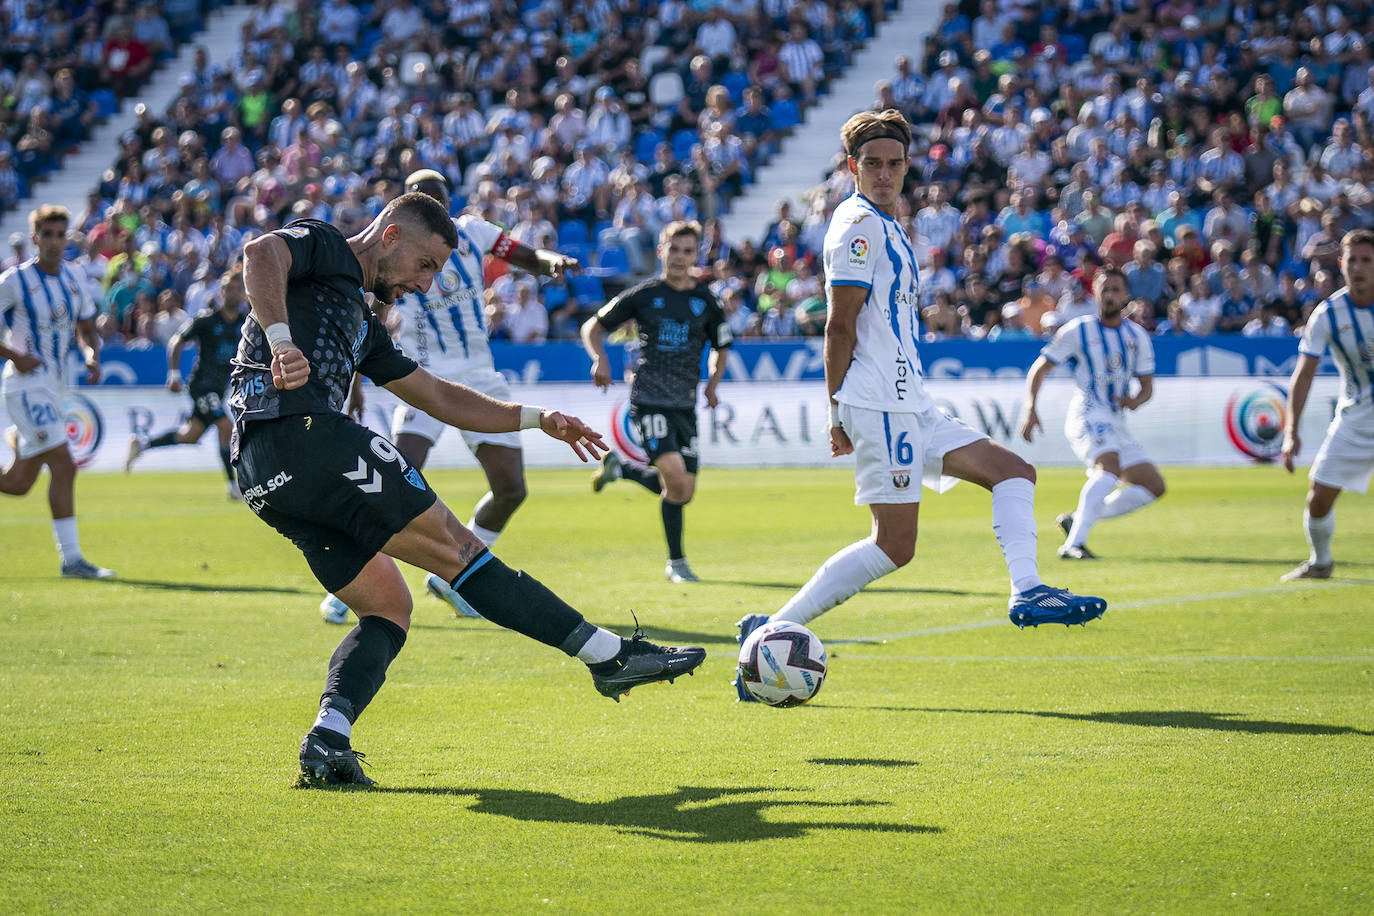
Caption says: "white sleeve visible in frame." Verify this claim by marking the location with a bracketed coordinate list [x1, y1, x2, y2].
[1133, 323, 1155, 375]
[1298, 302, 1329, 358]
[1040, 317, 1082, 365]
[823, 213, 878, 289]
[0, 267, 18, 322]
[455, 214, 504, 257]
[64, 265, 98, 321]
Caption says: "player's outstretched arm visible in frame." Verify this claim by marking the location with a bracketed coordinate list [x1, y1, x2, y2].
[1282, 354, 1319, 472]
[384, 367, 607, 461]
[243, 233, 310, 390]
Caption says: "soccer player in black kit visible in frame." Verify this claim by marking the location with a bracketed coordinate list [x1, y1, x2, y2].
[125, 263, 246, 497]
[229, 192, 705, 787]
[581, 220, 731, 583]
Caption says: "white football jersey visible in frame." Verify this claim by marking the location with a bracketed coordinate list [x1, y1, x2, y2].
[1041, 315, 1156, 415]
[823, 192, 930, 413]
[1299, 287, 1374, 425]
[392, 215, 504, 376]
[0, 259, 98, 391]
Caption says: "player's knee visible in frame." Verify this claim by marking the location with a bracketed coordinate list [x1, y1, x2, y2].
[1006, 456, 1035, 485]
[491, 478, 527, 511]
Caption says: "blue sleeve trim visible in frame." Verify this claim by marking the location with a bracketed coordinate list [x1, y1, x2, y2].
[829, 280, 872, 289]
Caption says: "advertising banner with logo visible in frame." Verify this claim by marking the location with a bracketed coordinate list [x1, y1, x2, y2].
[0, 378, 1345, 473]
[80, 336, 1327, 387]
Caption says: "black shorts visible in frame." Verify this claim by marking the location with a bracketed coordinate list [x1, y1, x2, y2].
[188, 387, 227, 426]
[235, 412, 437, 592]
[630, 404, 699, 474]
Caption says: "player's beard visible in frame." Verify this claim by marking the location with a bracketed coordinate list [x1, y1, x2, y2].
[372, 253, 401, 304]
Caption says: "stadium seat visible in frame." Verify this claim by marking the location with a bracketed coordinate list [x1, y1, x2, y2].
[635, 129, 663, 162]
[595, 245, 632, 277]
[672, 129, 699, 161]
[557, 221, 590, 246]
[640, 44, 670, 77]
[571, 273, 606, 306]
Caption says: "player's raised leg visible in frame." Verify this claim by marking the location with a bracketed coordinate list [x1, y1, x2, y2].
[941, 438, 1106, 628]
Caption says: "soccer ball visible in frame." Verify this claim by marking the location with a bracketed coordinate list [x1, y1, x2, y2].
[736, 621, 827, 707]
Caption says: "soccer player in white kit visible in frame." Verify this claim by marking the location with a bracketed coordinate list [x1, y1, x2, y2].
[733, 111, 1105, 697]
[1279, 228, 1374, 581]
[0, 204, 114, 578]
[1020, 266, 1167, 558]
[320, 169, 579, 623]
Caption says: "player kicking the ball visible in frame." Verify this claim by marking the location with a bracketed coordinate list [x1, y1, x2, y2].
[230, 193, 704, 785]
[1279, 228, 1374, 582]
[318, 168, 579, 624]
[1020, 266, 1166, 559]
[733, 110, 1105, 699]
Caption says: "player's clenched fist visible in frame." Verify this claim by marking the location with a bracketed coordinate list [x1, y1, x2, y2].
[271, 344, 311, 390]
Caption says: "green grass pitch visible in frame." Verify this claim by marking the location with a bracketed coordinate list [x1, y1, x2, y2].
[1, 465, 1370, 913]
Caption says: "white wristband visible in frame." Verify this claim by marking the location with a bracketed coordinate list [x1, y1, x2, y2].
[264, 322, 293, 351]
[167, 369, 182, 383]
[828, 400, 843, 429]
[519, 405, 544, 430]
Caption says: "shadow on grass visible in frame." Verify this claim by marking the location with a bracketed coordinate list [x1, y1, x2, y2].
[881, 707, 1374, 736]
[809, 757, 919, 768]
[704, 579, 1000, 598]
[1137, 556, 1374, 570]
[372, 784, 941, 842]
[97, 577, 316, 596]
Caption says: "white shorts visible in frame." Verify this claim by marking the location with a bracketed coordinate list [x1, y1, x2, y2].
[841, 402, 985, 505]
[391, 368, 522, 452]
[4, 381, 68, 460]
[1066, 407, 1151, 470]
[1310, 411, 1374, 495]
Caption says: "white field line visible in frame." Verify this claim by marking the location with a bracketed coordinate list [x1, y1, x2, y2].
[713, 581, 1373, 657]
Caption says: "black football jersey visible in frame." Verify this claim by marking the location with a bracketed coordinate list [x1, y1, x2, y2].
[228, 219, 417, 456]
[181, 307, 244, 394]
[595, 278, 731, 409]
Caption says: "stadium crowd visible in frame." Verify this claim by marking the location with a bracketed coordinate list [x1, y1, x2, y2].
[5, 0, 1374, 347]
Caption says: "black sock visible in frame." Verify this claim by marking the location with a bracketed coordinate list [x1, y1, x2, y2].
[452, 550, 594, 655]
[661, 499, 685, 560]
[219, 446, 234, 481]
[621, 460, 662, 494]
[319, 616, 407, 724]
[147, 430, 178, 449]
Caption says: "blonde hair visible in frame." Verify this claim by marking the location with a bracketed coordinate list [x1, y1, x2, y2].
[29, 204, 70, 235]
[841, 108, 912, 158]
[660, 219, 702, 247]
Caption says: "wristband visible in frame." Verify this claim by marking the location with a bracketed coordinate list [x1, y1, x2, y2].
[264, 322, 293, 352]
[492, 234, 517, 260]
[519, 405, 544, 429]
[828, 401, 843, 429]
[167, 369, 182, 383]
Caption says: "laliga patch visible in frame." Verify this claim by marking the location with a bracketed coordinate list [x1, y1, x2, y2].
[848, 236, 870, 268]
[281, 226, 311, 239]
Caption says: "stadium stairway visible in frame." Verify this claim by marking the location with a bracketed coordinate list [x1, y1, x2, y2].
[0, 3, 255, 242]
[718, 0, 943, 246]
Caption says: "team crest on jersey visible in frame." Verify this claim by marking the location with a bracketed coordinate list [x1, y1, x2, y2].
[849, 236, 869, 267]
[403, 466, 425, 490]
[281, 226, 311, 239]
[891, 470, 911, 489]
[689, 297, 705, 316]
[652, 297, 665, 309]
[435, 268, 461, 295]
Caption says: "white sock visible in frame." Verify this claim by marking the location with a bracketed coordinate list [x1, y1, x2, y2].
[774, 538, 898, 626]
[312, 706, 352, 740]
[576, 626, 624, 664]
[1067, 470, 1119, 547]
[1099, 484, 1156, 519]
[468, 522, 501, 547]
[1305, 509, 1335, 565]
[52, 516, 81, 564]
[991, 478, 1043, 594]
